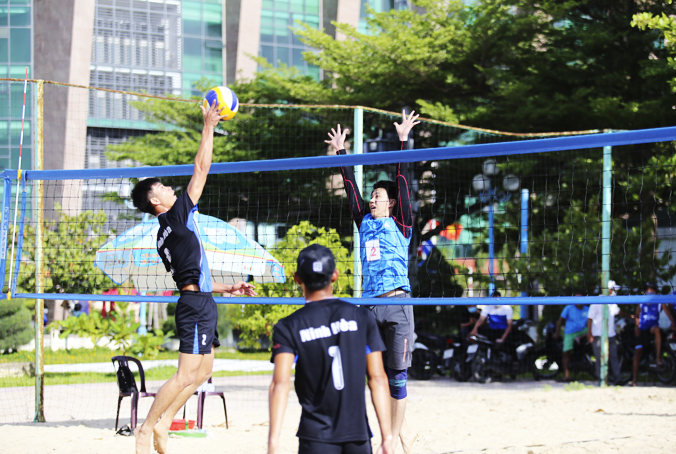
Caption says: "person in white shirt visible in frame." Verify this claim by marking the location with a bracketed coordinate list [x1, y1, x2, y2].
[586, 280, 627, 384]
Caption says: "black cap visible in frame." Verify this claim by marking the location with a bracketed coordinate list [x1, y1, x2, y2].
[646, 282, 659, 292]
[296, 244, 336, 291]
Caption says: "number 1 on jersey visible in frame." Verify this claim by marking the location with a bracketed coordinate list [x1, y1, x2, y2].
[328, 346, 345, 390]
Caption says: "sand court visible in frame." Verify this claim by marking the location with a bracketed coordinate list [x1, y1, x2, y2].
[2, 376, 676, 453]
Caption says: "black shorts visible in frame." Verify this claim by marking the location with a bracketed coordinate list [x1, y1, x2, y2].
[636, 326, 656, 350]
[298, 439, 372, 454]
[175, 291, 219, 355]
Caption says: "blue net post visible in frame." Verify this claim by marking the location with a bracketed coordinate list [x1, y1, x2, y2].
[520, 188, 529, 318]
[353, 107, 363, 297]
[601, 144, 612, 386]
[0, 174, 12, 293]
[488, 197, 495, 297]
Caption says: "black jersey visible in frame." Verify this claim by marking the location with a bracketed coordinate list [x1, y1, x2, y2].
[271, 299, 386, 443]
[156, 192, 213, 292]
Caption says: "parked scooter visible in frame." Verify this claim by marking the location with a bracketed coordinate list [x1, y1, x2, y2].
[469, 319, 536, 384]
[532, 321, 596, 380]
[410, 332, 473, 381]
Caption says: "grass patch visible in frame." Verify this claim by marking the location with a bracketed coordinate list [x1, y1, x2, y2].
[0, 347, 270, 365]
[0, 365, 272, 388]
[564, 381, 596, 391]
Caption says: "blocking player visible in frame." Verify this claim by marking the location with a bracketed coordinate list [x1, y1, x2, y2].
[325, 110, 419, 453]
[130, 101, 256, 454]
[268, 244, 393, 454]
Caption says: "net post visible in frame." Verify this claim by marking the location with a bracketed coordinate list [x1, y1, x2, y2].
[0, 174, 12, 292]
[520, 188, 529, 317]
[353, 107, 363, 297]
[33, 80, 45, 422]
[600, 144, 612, 387]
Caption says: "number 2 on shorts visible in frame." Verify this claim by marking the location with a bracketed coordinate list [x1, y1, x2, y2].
[202, 334, 207, 346]
[328, 346, 345, 390]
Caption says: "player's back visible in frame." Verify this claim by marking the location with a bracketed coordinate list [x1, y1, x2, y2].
[271, 298, 385, 443]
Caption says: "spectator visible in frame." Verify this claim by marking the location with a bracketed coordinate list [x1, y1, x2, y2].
[72, 303, 84, 318]
[587, 280, 626, 384]
[469, 291, 513, 345]
[553, 295, 589, 381]
[633, 282, 675, 386]
[459, 305, 480, 340]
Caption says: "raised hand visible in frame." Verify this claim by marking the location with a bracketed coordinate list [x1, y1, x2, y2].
[200, 100, 226, 128]
[394, 109, 421, 142]
[325, 124, 349, 151]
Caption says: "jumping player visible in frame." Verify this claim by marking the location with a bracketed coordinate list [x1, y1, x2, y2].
[268, 244, 393, 454]
[325, 110, 419, 453]
[130, 101, 256, 454]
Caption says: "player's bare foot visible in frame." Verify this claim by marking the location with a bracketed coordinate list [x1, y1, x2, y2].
[153, 422, 170, 454]
[401, 432, 418, 454]
[135, 425, 152, 454]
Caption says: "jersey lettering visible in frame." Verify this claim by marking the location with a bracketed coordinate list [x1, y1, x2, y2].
[365, 239, 381, 261]
[328, 346, 345, 390]
[299, 319, 358, 343]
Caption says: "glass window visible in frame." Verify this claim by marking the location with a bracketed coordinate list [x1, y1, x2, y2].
[10, 120, 29, 142]
[183, 37, 202, 70]
[0, 8, 8, 27]
[0, 66, 8, 77]
[276, 46, 290, 67]
[204, 45, 222, 73]
[9, 0, 31, 5]
[292, 47, 304, 67]
[203, 3, 222, 38]
[290, 0, 304, 13]
[260, 45, 274, 65]
[9, 28, 30, 62]
[0, 121, 8, 144]
[9, 7, 30, 26]
[0, 155, 9, 171]
[182, 1, 202, 36]
[305, 0, 320, 14]
[11, 149, 30, 170]
[10, 83, 30, 117]
[0, 38, 7, 63]
[10, 65, 29, 78]
[307, 64, 320, 80]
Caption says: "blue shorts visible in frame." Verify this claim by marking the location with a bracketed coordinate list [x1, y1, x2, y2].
[175, 291, 219, 354]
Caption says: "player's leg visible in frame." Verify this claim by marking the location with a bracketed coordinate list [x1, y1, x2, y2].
[652, 326, 662, 364]
[135, 352, 205, 454]
[381, 302, 416, 454]
[562, 333, 574, 380]
[152, 348, 215, 454]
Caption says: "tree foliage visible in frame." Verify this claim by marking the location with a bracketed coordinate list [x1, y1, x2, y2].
[0, 299, 32, 351]
[232, 221, 353, 348]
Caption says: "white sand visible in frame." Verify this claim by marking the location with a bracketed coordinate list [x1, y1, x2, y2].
[2, 376, 676, 454]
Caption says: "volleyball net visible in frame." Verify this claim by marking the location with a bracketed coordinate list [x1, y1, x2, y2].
[2, 80, 676, 423]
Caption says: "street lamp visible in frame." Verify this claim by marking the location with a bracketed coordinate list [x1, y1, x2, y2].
[473, 159, 520, 298]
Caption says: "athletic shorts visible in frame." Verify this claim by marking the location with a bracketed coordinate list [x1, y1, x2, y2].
[370, 292, 414, 370]
[175, 291, 220, 355]
[298, 439, 372, 454]
[563, 328, 587, 352]
[636, 327, 656, 350]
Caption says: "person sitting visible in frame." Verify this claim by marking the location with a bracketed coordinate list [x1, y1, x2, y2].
[633, 282, 675, 386]
[553, 296, 589, 381]
[71, 303, 84, 318]
[459, 305, 480, 341]
[469, 291, 513, 345]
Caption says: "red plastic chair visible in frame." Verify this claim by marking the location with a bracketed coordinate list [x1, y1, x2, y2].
[182, 377, 228, 429]
[112, 356, 157, 430]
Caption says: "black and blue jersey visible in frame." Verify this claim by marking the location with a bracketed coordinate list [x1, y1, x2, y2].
[156, 192, 213, 292]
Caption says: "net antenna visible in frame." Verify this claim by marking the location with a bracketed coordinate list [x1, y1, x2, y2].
[7, 67, 28, 299]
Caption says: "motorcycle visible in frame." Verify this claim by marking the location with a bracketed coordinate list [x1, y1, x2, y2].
[410, 332, 472, 381]
[532, 321, 596, 381]
[615, 318, 676, 385]
[469, 319, 536, 384]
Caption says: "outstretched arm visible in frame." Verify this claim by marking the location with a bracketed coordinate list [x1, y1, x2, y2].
[366, 352, 393, 454]
[212, 281, 257, 296]
[393, 110, 420, 238]
[326, 125, 366, 228]
[187, 101, 226, 205]
[268, 352, 294, 454]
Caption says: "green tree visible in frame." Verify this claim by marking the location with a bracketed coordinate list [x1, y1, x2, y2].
[632, 0, 676, 91]
[0, 299, 32, 351]
[12, 207, 114, 296]
[232, 221, 353, 348]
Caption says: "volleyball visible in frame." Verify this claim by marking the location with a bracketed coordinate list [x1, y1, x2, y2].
[202, 86, 239, 121]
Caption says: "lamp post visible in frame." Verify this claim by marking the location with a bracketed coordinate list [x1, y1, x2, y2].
[472, 159, 520, 297]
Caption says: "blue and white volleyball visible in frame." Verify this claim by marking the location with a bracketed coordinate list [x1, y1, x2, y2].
[202, 86, 239, 121]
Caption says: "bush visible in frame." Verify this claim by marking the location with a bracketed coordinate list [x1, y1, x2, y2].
[0, 299, 33, 351]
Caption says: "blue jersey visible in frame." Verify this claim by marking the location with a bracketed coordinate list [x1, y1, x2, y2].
[359, 214, 411, 298]
[560, 305, 589, 334]
[638, 303, 660, 330]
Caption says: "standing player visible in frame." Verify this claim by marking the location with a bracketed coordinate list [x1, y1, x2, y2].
[268, 244, 393, 454]
[325, 110, 419, 453]
[130, 101, 256, 454]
